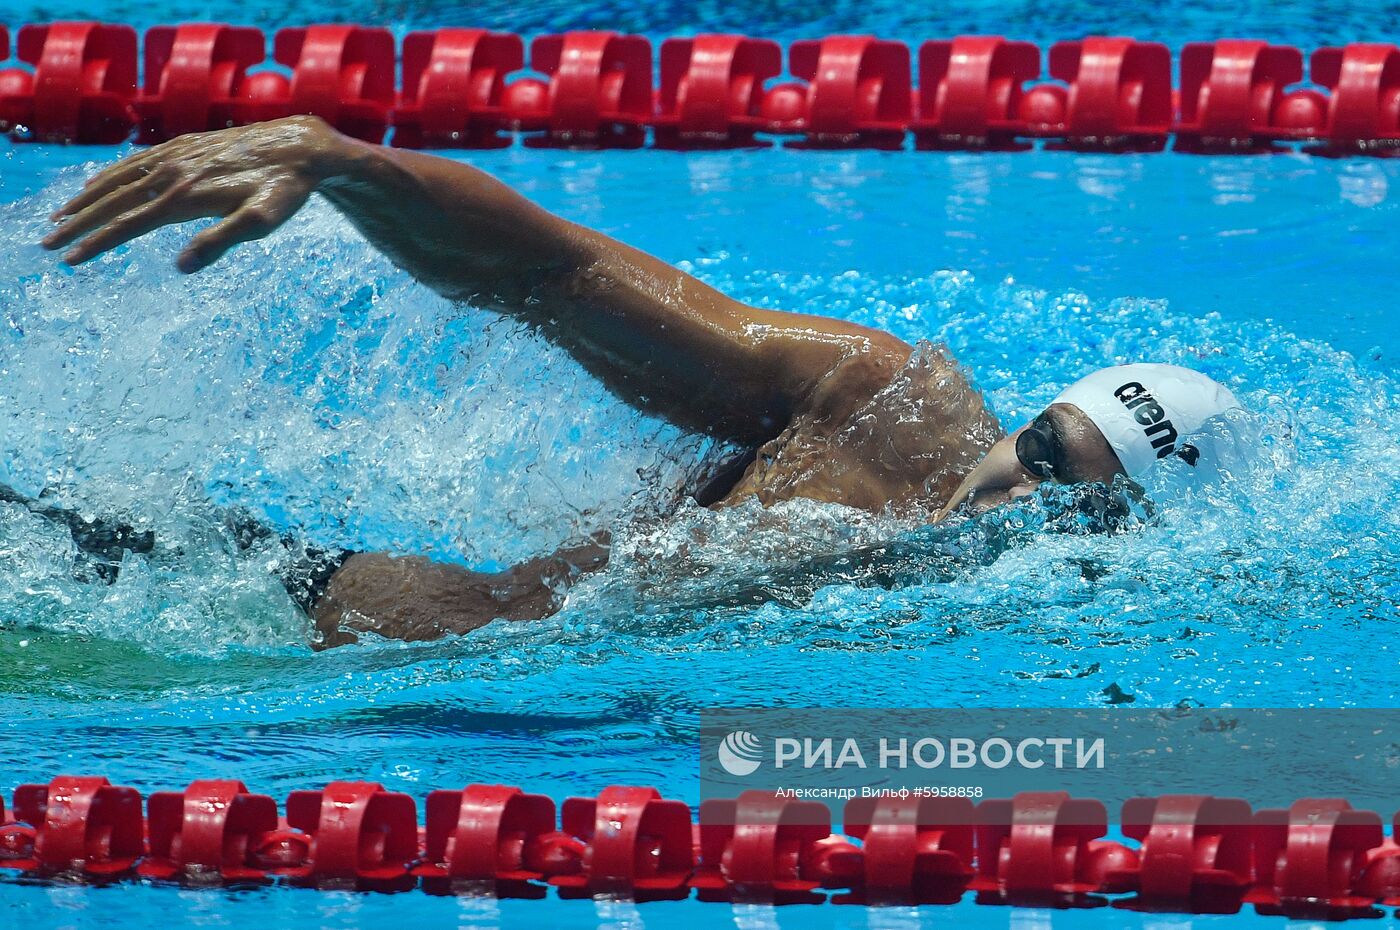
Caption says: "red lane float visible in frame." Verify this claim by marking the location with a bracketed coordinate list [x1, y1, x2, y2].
[140, 779, 278, 882]
[6, 776, 143, 875]
[654, 35, 782, 148]
[913, 36, 1040, 149]
[1020, 37, 1173, 149]
[548, 785, 692, 899]
[135, 24, 265, 143]
[413, 783, 555, 895]
[393, 29, 523, 149]
[762, 35, 911, 147]
[1310, 43, 1400, 150]
[2, 22, 136, 143]
[836, 794, 976, 904]
[1175, 41, 1306, 151]
[1359, 811, 1400, 906]
[1103, 795, 1253, 913]
[971, 791, 1136, 906]
[272, 781, 419, 888]
[506, 31, 652, 147]
[230, 25, 394, 143]
[692, 790, 860, 903]
[1247, 798, 1386, 919]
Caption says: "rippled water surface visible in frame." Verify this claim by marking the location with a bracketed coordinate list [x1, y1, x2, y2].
[2, 1, 1400, 924]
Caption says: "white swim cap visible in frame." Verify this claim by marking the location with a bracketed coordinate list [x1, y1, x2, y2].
[1051, 363, 1241, 477]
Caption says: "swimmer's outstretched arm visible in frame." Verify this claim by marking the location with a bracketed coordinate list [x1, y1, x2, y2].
[309, 539, 610, 647]
[43, 117, 909, 443]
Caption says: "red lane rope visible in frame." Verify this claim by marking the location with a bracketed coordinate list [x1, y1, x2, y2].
[0, 24, 1399, 151]
[3, 776, 1400, 916]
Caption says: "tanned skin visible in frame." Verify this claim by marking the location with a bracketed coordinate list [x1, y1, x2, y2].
[40, 116, 1122, 646]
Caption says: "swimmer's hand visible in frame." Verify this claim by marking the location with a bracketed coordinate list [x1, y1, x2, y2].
[42, 115, 342, 273]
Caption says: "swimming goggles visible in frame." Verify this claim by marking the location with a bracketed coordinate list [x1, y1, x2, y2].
[1014, 411, 1065, 481]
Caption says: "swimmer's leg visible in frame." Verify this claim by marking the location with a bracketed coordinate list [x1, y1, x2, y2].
[0, 481, 574, 646]
[307, 537, 609, 648]
[218, 510, 355, 615]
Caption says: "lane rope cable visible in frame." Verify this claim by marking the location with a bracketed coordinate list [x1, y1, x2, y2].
[3, 776, 1400, 917]
[0, 24, 1398, 152]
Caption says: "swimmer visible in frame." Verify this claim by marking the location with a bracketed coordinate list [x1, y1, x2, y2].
[37, 116, 1243, 646]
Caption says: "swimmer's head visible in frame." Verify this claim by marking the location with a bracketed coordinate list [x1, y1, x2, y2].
[937, 363, 1242, 520]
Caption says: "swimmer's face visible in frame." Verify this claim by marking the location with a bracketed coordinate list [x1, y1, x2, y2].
[936, 403, 1126, 520]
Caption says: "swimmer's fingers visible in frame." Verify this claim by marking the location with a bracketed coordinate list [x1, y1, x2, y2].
[42, 169, 176, 251]
[50, 148, 172, 221]
[59, 192, 211, 266]
[177, 193, 304, 274]
[49, 133, 207, 221]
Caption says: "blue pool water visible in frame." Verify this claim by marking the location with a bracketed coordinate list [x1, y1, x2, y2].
[3, 1, 1400, 927]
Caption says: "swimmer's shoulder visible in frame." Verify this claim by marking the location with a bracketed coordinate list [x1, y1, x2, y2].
[706, 338, 997, 514]
[789, 330, 913, 428]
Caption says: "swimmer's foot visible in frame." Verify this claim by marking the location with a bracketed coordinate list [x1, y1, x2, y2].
[0, 483, 154, 583]
[0, 486, 350, 619]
